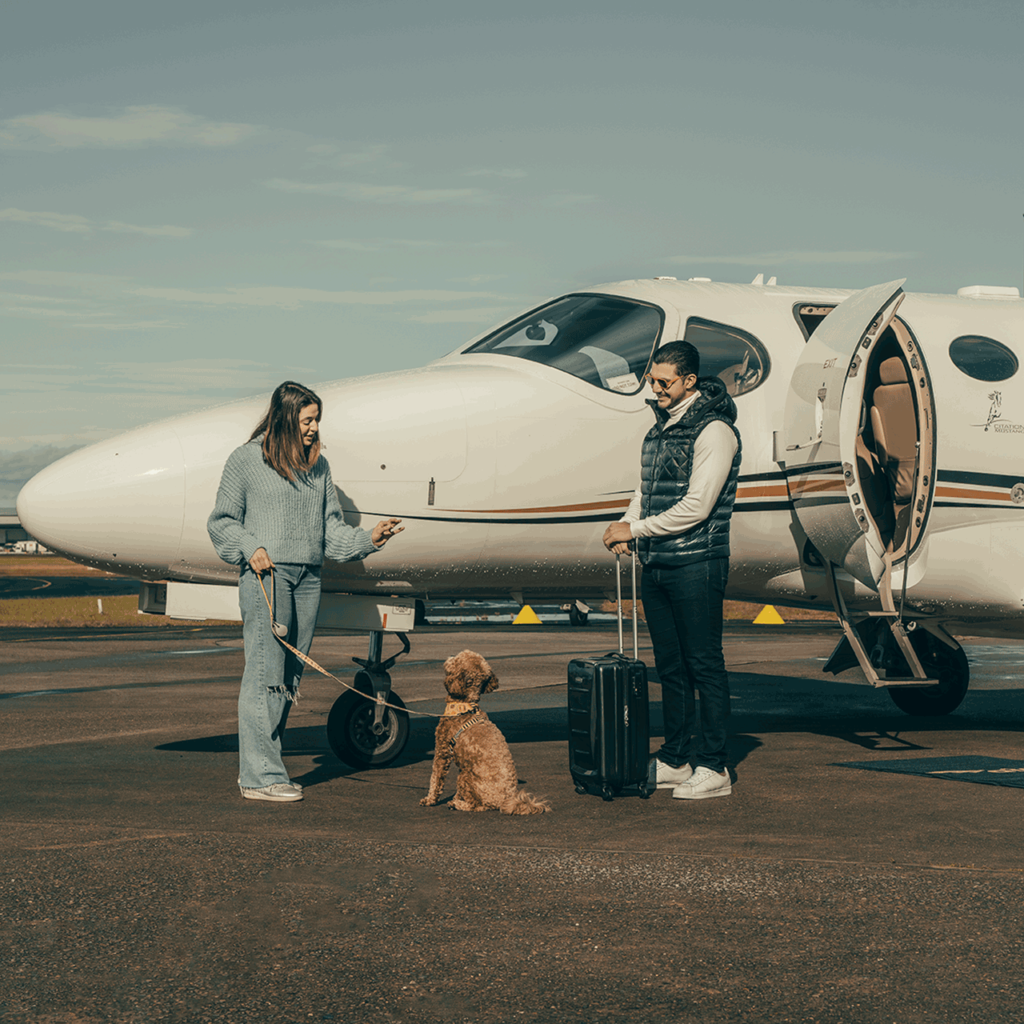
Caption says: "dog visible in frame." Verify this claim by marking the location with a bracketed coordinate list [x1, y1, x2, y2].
[420, 650, 550, 814]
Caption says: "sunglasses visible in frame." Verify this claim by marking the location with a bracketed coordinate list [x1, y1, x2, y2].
[644, 372, 693, 391]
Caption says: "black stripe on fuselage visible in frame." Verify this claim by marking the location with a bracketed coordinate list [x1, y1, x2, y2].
[937, 469, 1024, 489]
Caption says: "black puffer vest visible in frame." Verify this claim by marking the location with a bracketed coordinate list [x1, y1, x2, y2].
[637, 376, 742, 568]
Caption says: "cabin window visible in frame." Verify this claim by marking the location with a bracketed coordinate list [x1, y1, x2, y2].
[464, 294, 663, 395]
[948, 336, 1019, 382]
[681, 317, 770, 397]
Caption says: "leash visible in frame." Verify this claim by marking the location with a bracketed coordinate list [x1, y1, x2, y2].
[255, 568, 440, 719]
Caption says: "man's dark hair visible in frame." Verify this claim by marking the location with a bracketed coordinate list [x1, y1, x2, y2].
[652, 340, 700, 379]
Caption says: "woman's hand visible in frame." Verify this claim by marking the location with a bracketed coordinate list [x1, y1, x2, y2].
[249, 548, 274, 573]
[372, 518, 404, 546]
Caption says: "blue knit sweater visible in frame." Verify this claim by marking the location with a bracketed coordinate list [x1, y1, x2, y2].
[207, 439, 378, 567]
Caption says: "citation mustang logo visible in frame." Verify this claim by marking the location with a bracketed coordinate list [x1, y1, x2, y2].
[974, 392, 1024, 434]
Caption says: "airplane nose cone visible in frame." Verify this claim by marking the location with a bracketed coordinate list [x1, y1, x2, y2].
[16, 427, 186, 571]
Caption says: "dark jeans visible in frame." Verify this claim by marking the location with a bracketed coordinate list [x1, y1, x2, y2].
[642, 557, 730, 773]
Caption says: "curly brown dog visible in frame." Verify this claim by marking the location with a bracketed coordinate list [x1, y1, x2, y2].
[420, 650, 550, 814]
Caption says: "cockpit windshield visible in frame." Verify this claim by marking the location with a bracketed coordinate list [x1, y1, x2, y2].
[465, 294, 663, 395]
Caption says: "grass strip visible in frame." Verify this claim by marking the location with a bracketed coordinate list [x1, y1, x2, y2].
[0, 594, 199, 628]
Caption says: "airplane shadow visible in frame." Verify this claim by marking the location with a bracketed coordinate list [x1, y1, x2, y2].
[155, 672, 1024, 787]
[155, 700, 765, 787]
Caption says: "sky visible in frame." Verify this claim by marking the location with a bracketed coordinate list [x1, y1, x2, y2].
[2, 0, 1022, 504]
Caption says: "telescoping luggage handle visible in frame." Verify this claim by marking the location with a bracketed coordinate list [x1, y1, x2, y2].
[614, 551, 639, 660]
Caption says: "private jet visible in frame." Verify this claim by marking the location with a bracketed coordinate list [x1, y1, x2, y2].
[17, 275, 1024, 765]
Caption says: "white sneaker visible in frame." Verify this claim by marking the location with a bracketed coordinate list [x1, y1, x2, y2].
[649, 759, 693, 789]
[239, 777, 301, 792]
[240, 783, 304, 802]
[672, 766, 731, 800]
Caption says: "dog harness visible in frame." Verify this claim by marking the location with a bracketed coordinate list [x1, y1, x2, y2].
[447, 711, 487, 751]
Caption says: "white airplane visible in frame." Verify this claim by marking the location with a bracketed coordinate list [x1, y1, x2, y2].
[17, 274, 1024, 765]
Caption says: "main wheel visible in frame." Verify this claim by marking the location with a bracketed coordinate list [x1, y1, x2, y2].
[569, 604, 589, 627]
[326, 687, 409, 768]
[887, 631, 970, 716]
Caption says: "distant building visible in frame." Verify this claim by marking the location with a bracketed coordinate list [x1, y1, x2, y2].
[0, 509, 46, 552]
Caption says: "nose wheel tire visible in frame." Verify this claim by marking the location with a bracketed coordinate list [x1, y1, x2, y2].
[326, 687, 409, 768]
[886, 632, 970, 716]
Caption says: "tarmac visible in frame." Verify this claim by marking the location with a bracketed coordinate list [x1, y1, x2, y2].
[2, 616, 1024, 1024]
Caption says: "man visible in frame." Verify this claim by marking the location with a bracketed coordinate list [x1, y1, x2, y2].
[603, 341, 741, 800]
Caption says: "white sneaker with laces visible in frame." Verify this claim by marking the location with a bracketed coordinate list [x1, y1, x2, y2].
[649, 759, 693, 789]
[672, 765, 732, 800]
[239, 777, 302, 792]
[240, 782, 304, 802]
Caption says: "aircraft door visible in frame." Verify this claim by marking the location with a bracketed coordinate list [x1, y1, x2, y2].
[781, 279, 935, 591]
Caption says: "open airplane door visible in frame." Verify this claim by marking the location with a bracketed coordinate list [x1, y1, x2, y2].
[783, 279, 911, 588]
[782, 278, 950, 701]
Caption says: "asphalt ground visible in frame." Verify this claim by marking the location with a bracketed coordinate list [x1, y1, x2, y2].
[2, 619, 1024, 1023]
[0, 576, 142, 599]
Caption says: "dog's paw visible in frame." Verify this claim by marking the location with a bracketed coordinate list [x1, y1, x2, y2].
[420, 796, 436, 806]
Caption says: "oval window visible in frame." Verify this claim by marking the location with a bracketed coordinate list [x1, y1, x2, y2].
[949, 336, 1019, 382]
[681, 317, 771, 397]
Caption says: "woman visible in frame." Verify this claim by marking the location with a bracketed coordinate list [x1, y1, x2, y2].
[207, 380, 403, 803]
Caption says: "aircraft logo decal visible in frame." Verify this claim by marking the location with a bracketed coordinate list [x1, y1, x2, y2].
[974, 391, 1024, 433]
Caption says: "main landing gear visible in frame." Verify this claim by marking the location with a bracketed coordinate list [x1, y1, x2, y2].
[819, 561, 970, 712]
[822, 563, 970, 716]
[326, 631, 411, 768]
[884, 627, 970, 716]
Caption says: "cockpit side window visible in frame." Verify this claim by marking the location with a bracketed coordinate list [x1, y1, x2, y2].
[464, 294, 663, 395]
[681, 317, 770, 397]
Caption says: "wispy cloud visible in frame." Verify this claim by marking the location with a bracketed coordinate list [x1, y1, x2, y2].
[407, 307, 511, 325]
[130, 285, 508, 310]
[0, 208, 91, 233]
[312, 238, 442, 252]
[75, 320, 184, 331]
[1, 105, 258, 149]
[104, 221, 192, 238]
[669, 250, 917, 266]
[304, 143, 401, 170]
[465, 167, 526, 179]
[265, 178, 491, 205]
[0, 208, 192, 238]
[544, 193, 598, 206]
[0, 270, 131, 288]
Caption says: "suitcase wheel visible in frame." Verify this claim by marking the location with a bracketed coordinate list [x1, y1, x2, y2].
[639, 785, 652, 799]
[601, 784, 614, 802]
[574, 783, 587, 795]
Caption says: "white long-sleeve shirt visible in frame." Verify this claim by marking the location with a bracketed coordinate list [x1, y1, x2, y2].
[622, 391, 739, 539]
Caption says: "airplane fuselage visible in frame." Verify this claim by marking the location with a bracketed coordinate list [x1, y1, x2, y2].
[17, 277, 1024, 638]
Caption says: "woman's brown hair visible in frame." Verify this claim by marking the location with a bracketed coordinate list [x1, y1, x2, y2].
[249, 381, 322, 481]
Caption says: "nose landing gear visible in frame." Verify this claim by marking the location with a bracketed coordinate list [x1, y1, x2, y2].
[326, 631, 411, 768]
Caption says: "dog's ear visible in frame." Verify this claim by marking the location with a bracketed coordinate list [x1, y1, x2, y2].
[442, 654, 469, 699]
[467, 652, 498, 695]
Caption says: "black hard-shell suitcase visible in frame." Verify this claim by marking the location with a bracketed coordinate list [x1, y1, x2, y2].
[567, 552, 652, 801]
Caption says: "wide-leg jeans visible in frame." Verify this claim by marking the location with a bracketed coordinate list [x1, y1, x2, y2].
[641, 557, 730, 773]
[237, 562, 322, 789]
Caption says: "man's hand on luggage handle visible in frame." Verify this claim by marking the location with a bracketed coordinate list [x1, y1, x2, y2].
[603, 522, 633, 555]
